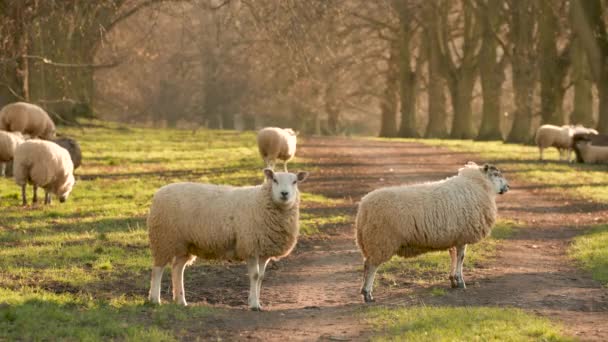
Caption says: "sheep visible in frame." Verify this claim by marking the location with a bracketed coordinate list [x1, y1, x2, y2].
[13, 139, 75, 205]
[0, 102, 56, 140]
[535, 124, 575, 161]
[572, 133, 608, 163]
[0, 130, 25, 177]
[574, 140, 608, 164]
[257, 127, 297, 171]
[355, 162, 509, 303]
[53, 136, 82, 170]
[147, 168, 309, 310]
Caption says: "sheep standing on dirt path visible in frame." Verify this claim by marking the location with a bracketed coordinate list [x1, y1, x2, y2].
[355, 162, 509, 303]
[0, 102, 56, 140]
[574, 140, 608, 164]
[147, 168, 309, 310]
[257, 127, 297, 171]
[0, 130, 26, 177]
[13, 139, 75, 205]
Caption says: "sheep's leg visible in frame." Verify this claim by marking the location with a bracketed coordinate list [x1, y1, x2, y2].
[539, 147, 544, 161]
[455, 244, 467, 289]
[283, 161, 288, 172]
[256, 257, 270, 309]
[361, 259, 379, 303]
[567, 148, 572, 163]
[449, 247, 458, 288]
[21, 184, 27, 206]
[247, 256, 262, 311]
[32, 185, 38, 204]
[44, 191, 51, 205]
[0, 162, 5, 177]
[171, 255, 191, 306]
[149, 266, 165, 304]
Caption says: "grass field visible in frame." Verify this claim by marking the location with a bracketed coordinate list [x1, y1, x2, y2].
[366, 306, 570, 341]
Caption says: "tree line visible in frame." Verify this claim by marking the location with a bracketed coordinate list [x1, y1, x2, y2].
[1, 0, 607, 142]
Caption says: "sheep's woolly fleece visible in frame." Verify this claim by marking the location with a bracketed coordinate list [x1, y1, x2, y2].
[257, 127, 297, 168]
[0, 130, 25, 162]
[147, 179, 300, 267]
[0, 102, 56, 140]
[13, 139, 75, 198]
[356, 162, 497, 265]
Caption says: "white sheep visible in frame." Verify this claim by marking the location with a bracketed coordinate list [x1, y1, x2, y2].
[0, 102, 56, 140]
[535, 124, 598, 162]
[13, 139, 75, 205]
[0, 130, 25, 176]
[257, 127, 297, 171]
[147, 168, 309, 310]
[574, 140, 608, 163]
[355, 162, 509, 303]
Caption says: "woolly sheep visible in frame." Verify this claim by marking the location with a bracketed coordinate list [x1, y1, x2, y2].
[0, 130, 25, 177]
[147, 168, 309, 310]
[574, 140, 608, 164]
[356, 162, 509, 303]
[53, 136, 82, 170]
[535, 124, 597, 162]
[0, 102, 56, 140]
[257, 127, 297, 171]
[573, 133, 608, 163]
[13, 139, 75, 205]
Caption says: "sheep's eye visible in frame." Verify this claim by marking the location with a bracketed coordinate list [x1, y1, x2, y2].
[292, 181, 297, 185]
[273, 178, 278, 184]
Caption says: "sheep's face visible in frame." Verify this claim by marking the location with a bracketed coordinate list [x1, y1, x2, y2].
[264, 168, 308, 207]
[483, 164, 509, 195]
[58, 174, 75, 203]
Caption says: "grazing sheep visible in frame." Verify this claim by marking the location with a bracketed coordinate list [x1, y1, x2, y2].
[53, 136, 82, 170]
[0, 130, 25, 177]
[0, 102, 56, 140]
[147, 168, 309, 310]
[356, 162, 509, 303]
[574, 140, 608, 164]
[572, 133, 608, 163]
[13, 139, 75, 205]
[257, 127, 297, 171]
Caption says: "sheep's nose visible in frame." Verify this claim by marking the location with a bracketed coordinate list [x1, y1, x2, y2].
[281, 191, 289, 198]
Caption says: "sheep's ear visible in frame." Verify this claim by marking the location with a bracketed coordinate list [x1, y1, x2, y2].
[296, 171, 309, 182]
[264, 168, 275, 181]
[483, 164, 490, 172]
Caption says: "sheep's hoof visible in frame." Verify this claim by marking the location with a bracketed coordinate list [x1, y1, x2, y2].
[457, 282, 466, 289]
[250, 306, 263, 312]
[361, 290, 375, 303]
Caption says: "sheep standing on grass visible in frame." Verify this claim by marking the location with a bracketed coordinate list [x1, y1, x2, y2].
[0, 131, 26, 177]
[355, 162, 509, 303]
[13, 140, 75, 205]
[574, 140, 608, 163]
[535, 124, 597, 162]
[147, 168, 309, 310]
[0, 102, 56, 140]
[257, 127, 297, 171]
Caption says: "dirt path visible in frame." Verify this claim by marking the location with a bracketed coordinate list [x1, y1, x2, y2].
[185, 137, 608, 341]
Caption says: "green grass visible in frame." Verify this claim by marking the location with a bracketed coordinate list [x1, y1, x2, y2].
[568, 225, 608, 286]
[366, 306, 571, 341]
[378, 219, 517, 286]
[0, 121, 334, 339]
[381, 137, 608, 203]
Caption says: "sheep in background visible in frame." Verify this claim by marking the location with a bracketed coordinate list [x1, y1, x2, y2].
[13, 139, 75, 205]
[356, 162, 509, 303]
[53, 136, 82, 170]
[572, 133, 608, 163]
[574, 140, 608, 164]
[0, 131, 26, 177]
[257, 127, 297, 171]
[147, 168, 309, 310]
[535, 125, 575, 161]
[0, 102, 56, 140]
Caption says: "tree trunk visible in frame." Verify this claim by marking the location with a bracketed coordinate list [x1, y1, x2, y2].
[424, 23, 448, 138]
[395, 3, 418, 138]
[598, 72, 608, 132]
[449, 74, 476, 139]
[476, 2, 504, 141]
[506, 1, 536, 144]
[539, 1, 568, 126]
[379, 42, 399, 137]
[570, 37, 594, 126]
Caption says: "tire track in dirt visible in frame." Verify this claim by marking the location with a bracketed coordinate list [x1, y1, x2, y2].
[184, 137, 608, 341]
